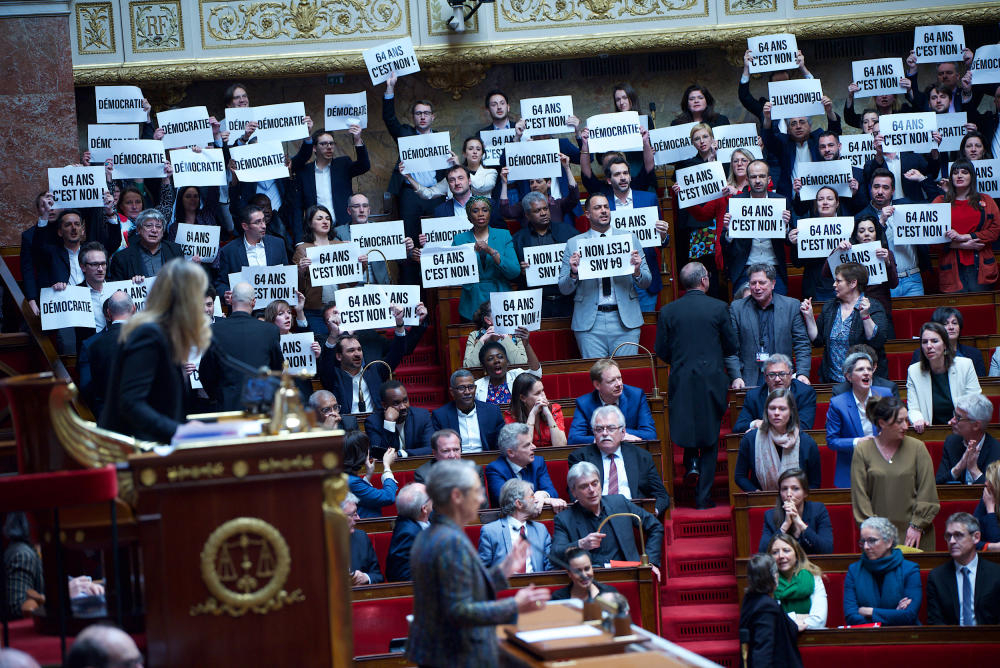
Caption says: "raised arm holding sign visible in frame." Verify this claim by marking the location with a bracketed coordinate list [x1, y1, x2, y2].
[306, 243, 363, 286]
[648, 123, 696, 165]
[970, 45, 1000, 86]
[228, 142, 289, 182]
[39, 286, 95, 330]
[48, 166, 106, 208]
[585, 112, 642, 153]
[796, 217, 853, 258]
[914, 25, 966, 64]
[879, 112, 938, 153]
[170, 148, 227, 188]
[768, 79, 825, 120]
[851, 59, 905, 98]
[363, 37, 420, 85]
[796, 160, 853, 199]
[675, 161, 727, 208]
[713, 124, 763, 163]
[109, 140, 167, 180]
[156, 106, 214, 149]
[504, 139, 561, 182]
[727, 198, 787, 238]
[252, 102, 309, 143]
[175, 223, 220, 262]
[398, 132, 452, 173]
[335, 286, 396, 331]
[520, 96, 574, 136]
[88, 124, 139, 163]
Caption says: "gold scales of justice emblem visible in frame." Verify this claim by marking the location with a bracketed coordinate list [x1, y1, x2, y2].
[190, 517, 306, 617]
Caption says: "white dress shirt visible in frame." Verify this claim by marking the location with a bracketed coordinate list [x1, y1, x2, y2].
[457, 406, 482, 452]
[613, 189, 634, 210]
[67, 247, 83, 285]
[256, 179, 282, 212]
[314, 162, 333, 211]
[244, 237, 266, 266]
[601, 446, 631, 499]
[854, 390, 874, 438]
[507, 517, 533, 573]
[346, 371, 371, 414]
[89, 283, 107, 331]
[955, 554, 979, 626]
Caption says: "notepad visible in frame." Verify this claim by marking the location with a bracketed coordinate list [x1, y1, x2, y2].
[514, 625, 603, 643]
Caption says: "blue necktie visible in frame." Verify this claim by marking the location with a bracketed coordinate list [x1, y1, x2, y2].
[961, 566, 974, 626]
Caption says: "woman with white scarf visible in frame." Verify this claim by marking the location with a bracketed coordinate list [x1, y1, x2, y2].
[734, 388, 822, 492]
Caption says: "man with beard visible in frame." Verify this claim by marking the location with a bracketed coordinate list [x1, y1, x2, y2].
[762, 98, 843, 199]
[478, 478, 552, 572]
[790, 131, 867, 215]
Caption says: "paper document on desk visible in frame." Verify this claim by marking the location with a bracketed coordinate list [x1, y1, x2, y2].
[515, 625, 602, 643]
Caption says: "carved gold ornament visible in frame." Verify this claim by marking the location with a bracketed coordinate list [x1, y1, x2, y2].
[424, 61, 490, 100]
[131, 1, 184, 53]
[725, 0, 777, 14]
[191, 517, 305, 617]
[203, 0, 404, 44]
[496, 0, 702, 28]
[77, 2, 116, 54]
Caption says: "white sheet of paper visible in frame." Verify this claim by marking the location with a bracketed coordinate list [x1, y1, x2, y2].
[586, 111, 642, 153]
[727, 198, 787, 239]
[879, 112, 938, 153]
[174, 223, 221, 262]
[914, 25, 966, 64]
[714, 123, 763, 163]
[48, 166, 106, 208]
[324, 92, 368, 131]
[841, 134, 876, 169]
[648, 123, 696, 166]
[95, 86, 146, 123]
[229, 142, 289, 182]
[888, 203, 951, 244]
[306, 243, 363, 286]
[253, 102, 308, 143]
[851, 58, 905, 98]
[375, 284, 421, 326]
[245, 265, 297, 309]
[109, 139, 167, 179]
[611, 206, 660, 248]
[970, 45, 1000, 86]
[88, 124, 139, 163]
[364, 37, 420, 86]
[223, 107, 254, 145]
[398, 131, 452, 174]
[421, 216, 472, 249]
[39, 286, 95, 330]
[796, 160, 854, 200]
[504, 139, 561, 182]
[189, 349, 204, 389]
[480, 128, 519, 166]
[523, 243, 566, 287]
[156, 106, 214, 149]
[827, 241, 887, 285]
[747, 33, 799, 74]
[796, 217, 854, 258]
[421, 245, 479, 288]
[576, 235, 636, 280]
[967, 159, 1000, 197]
[280, 333, 317, 375]
[490, 289, 542, 334]
[674, 161, 727, 209]
[170, 148, 227, 188]
[935, 112, 968, 153]
[768, 79, 825, 120]
[102, 277, 157, 312]
[520, 95, 574, 136]
[349, 220, 408, 261]
[335, 286, 396, 331]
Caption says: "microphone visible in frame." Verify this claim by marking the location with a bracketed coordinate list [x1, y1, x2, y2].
[648, 102, 657, 130]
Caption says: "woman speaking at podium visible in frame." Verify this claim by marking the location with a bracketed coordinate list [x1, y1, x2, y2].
[99, 258, 211, 442]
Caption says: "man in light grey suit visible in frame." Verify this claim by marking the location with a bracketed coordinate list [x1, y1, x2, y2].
[726, 263, 812, 389]
[478, 478, 552, 572]
[558, 193, 651, 359]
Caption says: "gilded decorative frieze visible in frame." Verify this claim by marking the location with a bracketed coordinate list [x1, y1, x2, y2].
[494, 0, 707, 31]
[199, 0, 406, 49]
[794, 0, 904, 8]
[427, 0, 477, 36]
[424, 61, 489, 100]
[725, 0, 777, 16]
[131, 1, 184, 53]
[76, 2, 116, 55]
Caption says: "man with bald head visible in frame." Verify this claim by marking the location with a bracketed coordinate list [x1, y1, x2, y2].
[79, 290, 135, 417]
[761, 88, 842, 199]
[386, 482, 433, 581]
[0, 648, 40, 668]
[65, 623, 142, 668]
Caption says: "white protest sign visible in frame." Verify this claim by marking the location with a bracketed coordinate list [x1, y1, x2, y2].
[87, 124, 138, 163]
[796, 217, 853, 258]
[914, 25, 965, 64]
[648, 123, 696, 166]
[797, 160, 853, 200]
[170, 148, 227, 188]
[398, 131, 452, 174]
[523, 243, 565, 287]
[727, 198, 787, 239]
[851, 58, 905, 98]
[480, 128, 519, 166]
[520, 95, 574, 136]
[611, 206, 660, 248]
[936, 112, 968, 153]
[174, 223, 221, 262]
[103, 277, 156, 312]
[95, 86, 146, 123]
[280, 333, 317, 375]
[576, 235, 636, 281]
[253, 102, 308, 143]
[229, 142, 289, 182]
[335, 286, 396, 331]
[827, 241, 887, 285]
[504, 139, 561, 182]
[48, 166, 106, 208]
[968, 159, 1000, 197]
[350, 220, 407, 261]
[586, 112, 642, 154]
[675, 161, 727, 208]
[377, 284, 421, 326]
[156, 106, 214, 149]
[228, 272, 245, 292]
[421, 245, 478, 288]
[841, 134, 876, 169]
[639, 115, 649, 132]
[768, 79, 825, 120]
[747, 33, 799, 74]
[364, 37, 420, 86]
[490, 289, 542, 334]
[421, 216, 472, 249]
[109, 140, 166, 179]
[306, 242, 362, 286]
[879, 112, 938, 153]
[39, 286, 95, 330]
[189, 349, 203, 389]
[714, 123, 763, 163]
[223, 107, 254, 145]
[970, 45, 1000, 86]
[324, 92, 368, 131]
[245, 266, 297, 309]
[213, 296, 224, 318]
[888, 203, 951, 244]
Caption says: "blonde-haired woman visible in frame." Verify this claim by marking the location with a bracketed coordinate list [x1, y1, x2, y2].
[976, 460, 1000, 551]
[768, 533, 827, 630]
[99, 258, 211, 442]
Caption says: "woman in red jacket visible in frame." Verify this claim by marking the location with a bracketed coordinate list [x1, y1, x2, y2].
[934, 158, 1000, 293]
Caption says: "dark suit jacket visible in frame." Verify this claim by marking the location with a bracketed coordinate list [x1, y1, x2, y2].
[364, 406, 434, 458]
[861, 153, 934, 203]
[483, 455, 559, 507]
[763, 120, 844, 198]
[107, 240, 186, 281]
[318, 329, 414, 413]
[382, 97, 448, 198]
[726, 293, 812, 386]
[35, 243, 72, 291]
[98, 322, 186, 442]
[198, 312, 283, 411]
[566, 386, 657, 445]
[291, 148, 371, 240]
[739, 592, 804, 668]
[431, 401, 505, 452]
[432, 196, 506, 230]
[720, 192, 794, 285]
[936, 433, 1000, 485]
[734, 430, 821, 491]
[551, 494, 663, 568]
[215, 234, 289, 294]
[812, 296, 890, 382]
[78, 321, 125, 418]
[385, 517, 424, 582]
[349, 529, 384, 585]
[759, 500, 833, 554]
[733, 379, 817, 433]
[926, 556, 1000, 625]
[832, 376, 899, 398]
[566, 444, 670, 516]
[20, 223, 50, 301]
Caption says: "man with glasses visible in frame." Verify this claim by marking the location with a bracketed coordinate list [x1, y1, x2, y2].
[290, 127, 369, 243]
[431, 370, 505, 453]
[216, 205, 289, 300]
[733, 353, 817, 433]
[567, 406, 669, 518]
[307, 389, 358, 431]
[927, 512, 1000, 625]
[107, 209, 185, 282]
[936, 393, 1000, 485]
[64, 622, 143, 668]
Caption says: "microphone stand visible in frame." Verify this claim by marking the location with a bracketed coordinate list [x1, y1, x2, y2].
[610, 342, 660, 399]
[595, 512, 650, 567]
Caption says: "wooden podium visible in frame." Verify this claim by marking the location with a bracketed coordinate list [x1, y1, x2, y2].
[128, 430, 353, 668]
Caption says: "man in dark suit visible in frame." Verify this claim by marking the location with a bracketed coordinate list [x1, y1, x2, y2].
[567, 359, 658, 445]
[35, 210, 89, 354]
[568, 405, 670, 518]
[290, 127, 370, 242]
[510, 190, 577, 318]
[79, 290, 135, 418]
[429, 165, 505, 229]
[733, 354, 818, 433]
[216, 205, 289, 299]
[927, 512, 1000, 625]
[107, 209, 185, 282]
[484, 423, 566, 510]
[431, 370, 505, 453]
[937, 392, 1000, 485]
[364, 381, 433, 458]
[344, 492, 383, 585]
[552, 461, 663, 572]
[657, 261, 739, 509]
[727, 263, 812, 389]
[198, 281, 284, 411]
[385, 482, 431, 582]
[479, 478, 552, 572]
[761, 98, 843, 199]
[307, 389, 358, 431]
[413, 429, 462, 484]
[789, 131, 868, 216]
[20, 190, 58, 314]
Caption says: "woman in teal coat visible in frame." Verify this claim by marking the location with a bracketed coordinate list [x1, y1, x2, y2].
[452, 196, 520, 321]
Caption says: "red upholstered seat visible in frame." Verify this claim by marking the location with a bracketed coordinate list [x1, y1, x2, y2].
[369, 530, 393, 577]
[814, 402, 828, 429]
[372, 470, 415, 517]
[352, 596, 414, 656]
[892, 304, 994, 339]
[824, 564, 932, 628]
[746, 504, 856, 555]
[0, 466, 118, 509]
[932, 499, 978, 550]
[819, 447, 837, 488]
[546, 460, 569, 500]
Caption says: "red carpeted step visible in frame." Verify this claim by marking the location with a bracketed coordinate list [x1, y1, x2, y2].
[661, 574, 738, 606]
[676, 640, 741, 668]
[666, 536, 734, 578]
[661, 603, 740, 642]
[669, 506, 732, 540]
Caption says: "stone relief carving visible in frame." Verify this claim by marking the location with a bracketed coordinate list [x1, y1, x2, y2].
[131, 1, 184, 53]
[76, 2, 116, 55]
[725, 0, 777, 15]
[495, 0, 704, 30]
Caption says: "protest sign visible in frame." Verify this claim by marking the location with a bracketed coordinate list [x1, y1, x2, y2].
[223, 107, 254, 145]
[229, 142, 289, 182]
[480, 128, 518, 166]
[768, 79, 825, 120]
[796, 217, 853, 258]
[888, 203, 951, 244]
[797, 159, 853, 199]
[714, 123, 763, 162]
[306, 243, 362, 286]
[109, 140, 166, 179]
[727, 198, 787, 239]
[490, 290, 542, 334]
[103, 278, 157, 312]
[611, 206, 660, 248]
[914, 25, 966, 64]
[245, 266, 297, 309]
[576, 235, 635, 281]
[280, 333, 317, 375]
[422, 216, 472, 249]
[520, 95, 574, 136]
[398, 131, 452, 173]
[252, 102, 308, 143]
[648, 123, 696, 166]
[364, 37, 420, 86]
[170, 148, 227, 188]
[350, 220, 407, 261]
[175, 223, 221, 262]
[156, 106, 214, 149]
[48, 166, 106, 208]
[421, 245, 479, 288]
[879, 112, 938, 153]
[189, 349, 203, 389]
[970, 44, 1000, 86]
[936, 112, 968, 153]
[95, 86, 146, 123]
[523, 243, 566, 287]
[39, 286, 94, 330]
[586, 112, 642, 153]
[966, 159, 1000, 197]
[504, 139, 561, 182]
[747, 33, 799, 74]
[841, 134, 876, 169]
[324, 92, 368, 131]
[851, 58, 905, 98]
[377, 284, 421, 326]
[827, 241, 887, 285]
[87, 124, 138, 163]
[335, 286, 396, 331]
[675, 161, 727, 208]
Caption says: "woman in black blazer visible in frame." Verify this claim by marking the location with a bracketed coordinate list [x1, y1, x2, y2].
[99, 258, 211, 442]
[759, 469, 834, 554]
[739, 553, 804, 668]
[734, 389, 821, 492]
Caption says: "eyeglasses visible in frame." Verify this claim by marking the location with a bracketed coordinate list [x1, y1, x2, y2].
[140, 222, 164, 230]
[318, 405, 339, 415]
[951, 413, 974, 423]
[944, 531, 971, 541]
[413, 110, 433, 117]
[858, 537, 884, 547]
[83, 261, 107, 267]
[765, 371, 790, 379]
[594, 425, 623, 434]
[316, 141, 334, 147]
[451, 384, 475, 393]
